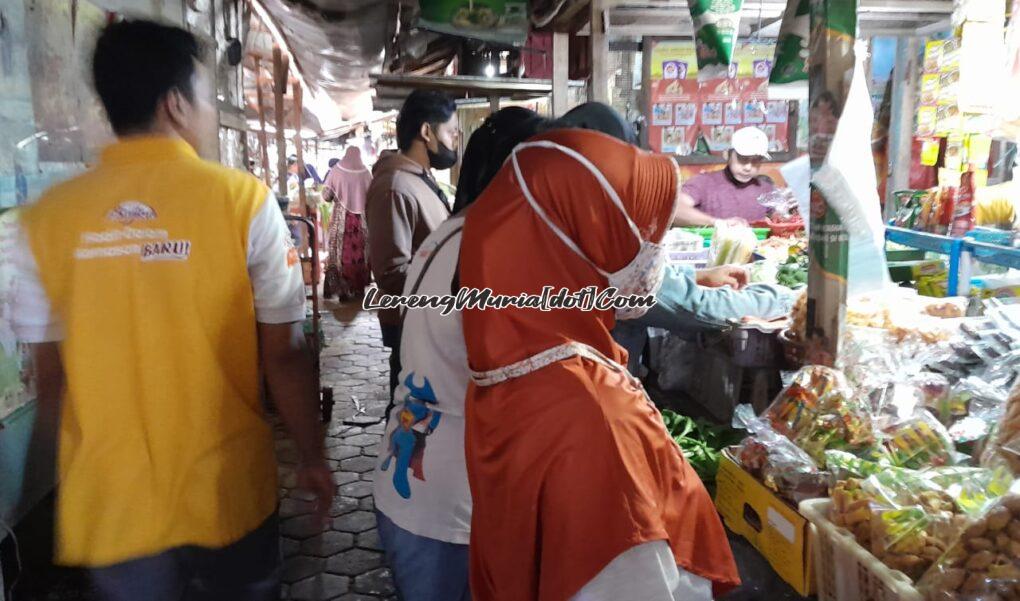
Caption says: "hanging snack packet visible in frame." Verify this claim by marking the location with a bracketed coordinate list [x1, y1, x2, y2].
[689, 0, 744, 81]
[770, 0, 810, 84]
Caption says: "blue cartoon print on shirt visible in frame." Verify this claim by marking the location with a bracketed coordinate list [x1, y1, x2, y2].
[380, 373, 442, 499]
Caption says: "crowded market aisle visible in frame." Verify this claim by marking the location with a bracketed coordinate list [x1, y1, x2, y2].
[274, 296, 396, 601]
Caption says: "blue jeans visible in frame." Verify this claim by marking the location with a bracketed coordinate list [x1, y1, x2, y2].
[89, 512, 280, 601]
[376, 510, 470, 601]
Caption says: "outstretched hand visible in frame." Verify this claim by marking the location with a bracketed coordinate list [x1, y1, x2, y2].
[696, 265, 749, 290]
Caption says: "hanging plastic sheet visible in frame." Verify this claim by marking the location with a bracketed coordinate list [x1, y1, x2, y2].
[812, 44, 892, 297]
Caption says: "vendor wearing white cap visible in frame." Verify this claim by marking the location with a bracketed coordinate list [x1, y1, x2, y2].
[673, 126, 776, 225]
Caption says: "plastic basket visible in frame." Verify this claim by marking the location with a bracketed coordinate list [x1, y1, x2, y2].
[679, 227, 770, 248]
[799, 499, 924, 601]
[727, 326, 782, 368]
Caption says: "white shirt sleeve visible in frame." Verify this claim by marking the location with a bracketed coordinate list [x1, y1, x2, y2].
[10, 224, 63, 343]
[247, 192, 307, 324]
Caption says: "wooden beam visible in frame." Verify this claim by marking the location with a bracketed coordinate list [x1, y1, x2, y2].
[588, 0, 610, 103]
[552, 32, 570, 117]
[272, 45, 290, 197]
[254, 57, 272, 187]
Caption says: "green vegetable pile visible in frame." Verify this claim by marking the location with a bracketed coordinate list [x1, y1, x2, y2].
[776, 252, 808, 288]
[661, 410, 744, 482]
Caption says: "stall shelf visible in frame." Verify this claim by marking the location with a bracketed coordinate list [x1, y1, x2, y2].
[884, 226, 1020, 295]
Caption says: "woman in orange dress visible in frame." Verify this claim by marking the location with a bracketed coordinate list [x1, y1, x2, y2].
[459, 125, 740, 600]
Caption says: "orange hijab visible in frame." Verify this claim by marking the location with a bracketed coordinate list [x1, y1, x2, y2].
[460, 129, 739, 600]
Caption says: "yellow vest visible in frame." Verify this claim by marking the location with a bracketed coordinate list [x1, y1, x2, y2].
[21, 137, 278, 567]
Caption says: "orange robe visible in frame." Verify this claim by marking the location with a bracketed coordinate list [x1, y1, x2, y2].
[460, 129, 740, 600]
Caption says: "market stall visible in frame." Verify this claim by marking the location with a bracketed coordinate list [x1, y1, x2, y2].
[645, 2, 1020, 599]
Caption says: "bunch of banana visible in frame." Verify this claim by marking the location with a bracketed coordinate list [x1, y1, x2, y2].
[975, 183, 1017, 229]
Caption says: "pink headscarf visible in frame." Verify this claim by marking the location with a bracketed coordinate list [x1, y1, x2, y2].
[324, 147, 372, 214]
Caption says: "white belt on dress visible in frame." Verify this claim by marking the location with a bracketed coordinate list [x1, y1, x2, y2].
[470, 341, 641, 389]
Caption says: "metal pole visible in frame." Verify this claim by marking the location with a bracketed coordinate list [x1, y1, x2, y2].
[272, 45, 289, 198]
[254, 56, 272, 187]
[291, 83, 320, 336]
[805, 0, 857, 366]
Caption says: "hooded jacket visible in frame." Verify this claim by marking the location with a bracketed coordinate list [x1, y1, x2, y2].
[365, 152, 451, 325]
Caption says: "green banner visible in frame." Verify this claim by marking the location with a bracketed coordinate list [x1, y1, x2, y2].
[418, 0, 529, 46]
[805, 0, 856, 366]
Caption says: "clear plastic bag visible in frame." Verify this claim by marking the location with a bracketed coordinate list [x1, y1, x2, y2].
[883, 410, 958, 470]
[917, 491, 1020, 600]
[732, 404, 828, 503]
[761, 365, 876, 463]
[980, 381, 1020, 476]
[710, 221, 758, 266]
[756, 187, 800, 220]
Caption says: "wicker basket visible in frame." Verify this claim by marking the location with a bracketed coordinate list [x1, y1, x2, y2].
[799, 499, 924, 601]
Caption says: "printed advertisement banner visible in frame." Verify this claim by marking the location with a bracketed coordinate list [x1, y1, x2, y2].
[647, 40, 790, 155]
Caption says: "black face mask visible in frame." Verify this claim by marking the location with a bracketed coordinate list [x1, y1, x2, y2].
[427, 138, 458, 170]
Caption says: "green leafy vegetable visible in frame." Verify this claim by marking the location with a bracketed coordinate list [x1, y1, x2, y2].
[661, 410, 743, 482]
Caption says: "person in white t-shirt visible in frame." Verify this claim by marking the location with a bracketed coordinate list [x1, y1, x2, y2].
[372, 107, 547, 601]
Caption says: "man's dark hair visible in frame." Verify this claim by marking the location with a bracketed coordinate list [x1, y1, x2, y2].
[328, 158, 340, 169]
[395, 90, 457, 152]
[92, 20, 204, 136]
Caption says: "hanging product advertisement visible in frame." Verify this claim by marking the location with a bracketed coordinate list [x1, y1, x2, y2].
[417, 0, 529, 46]
[688, 0, 744, 80]
[805, 0, 857, 366]
[647, 40, 790, 155]
[771, 0, 810, 85]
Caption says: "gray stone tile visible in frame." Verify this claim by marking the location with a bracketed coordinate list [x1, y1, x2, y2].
[329, 496, 359, 517]
[281, 515, 327, 540]
[323, 437, 345, 449]
[359, 471, 374, 483]
[357, 496, 375, 511]
[290, 489, 318, 503]
[340, 456, 377, 473]
[336, 471, 360, 486]
[333, 510, 376, 534]
[300, 531, 356, 557]
[333, 595, 379, 601]
[344, 433, 380, 448]
[356, 529, 382, 552]
[325, 548, 384, 577]
[282, 555, 326, 584]
[352, 568, 396, 596]
[289, 573, 350, 601]
[282, 537, 302, 558]
[365, 422, 386, 435]
[325, 445, 361, 461]
[280, 497, 316, 519]
[337, 481, 374, 499]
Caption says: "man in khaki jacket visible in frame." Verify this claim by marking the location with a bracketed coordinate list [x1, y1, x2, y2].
[365, 90, 457, 407]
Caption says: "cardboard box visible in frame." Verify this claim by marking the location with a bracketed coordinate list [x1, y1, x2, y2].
[714, 448, 815, 596]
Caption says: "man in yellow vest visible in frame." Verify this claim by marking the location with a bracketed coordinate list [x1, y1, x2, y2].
[10, 20, 333, 600]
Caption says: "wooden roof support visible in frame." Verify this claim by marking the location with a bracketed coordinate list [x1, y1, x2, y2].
[272, 45, 290, 197]
[254, 56, 272, 187]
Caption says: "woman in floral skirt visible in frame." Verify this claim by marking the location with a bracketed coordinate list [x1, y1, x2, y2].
[322, 146, 373, 300]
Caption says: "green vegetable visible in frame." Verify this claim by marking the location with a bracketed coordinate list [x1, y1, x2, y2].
[776, 253, 808, 287]
[661, 410, 743, 482]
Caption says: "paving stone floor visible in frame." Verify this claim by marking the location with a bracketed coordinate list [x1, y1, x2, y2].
[275, 297, 397, 601]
